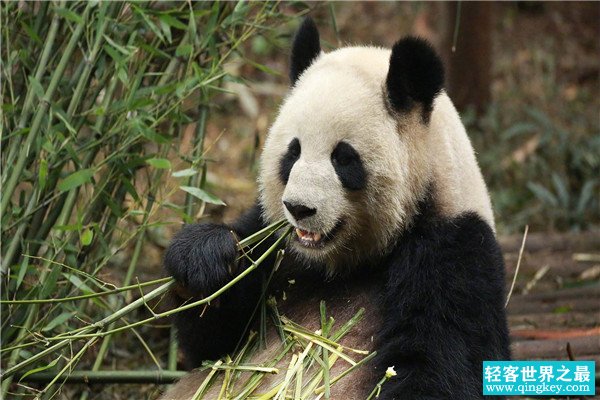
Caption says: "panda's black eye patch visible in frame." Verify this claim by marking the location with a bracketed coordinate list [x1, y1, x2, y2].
[279, 138, 301, 184]
[331, 142, 366, 191]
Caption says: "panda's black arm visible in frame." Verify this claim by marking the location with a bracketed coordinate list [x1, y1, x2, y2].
[164, 202, 276, 369]
[375, 212, 510, 400]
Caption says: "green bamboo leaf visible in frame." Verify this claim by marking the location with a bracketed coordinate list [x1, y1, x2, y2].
[41, 136, 54, 153]
[158, 13, 188, 30]
[176, 43, 193, 57]
[159, 19, 172, 43]
[16, 262, 29, 291]
[119, 175, 141, 202]
[18, 356, 60, 382]
[2, 103, 16, 113]
[576, 180, 596, 215]
[58, 169, 94, 192]
[65, 273, 96, 294]
[501, 122, 537, 140]
[28, 76, 44, 100]
[54, 224, 81, 232]
[117, 68, 129, 85]
[180, 186, 226, 206]
[128, 210, 146, 216]
[104, 195, 124, 217]
[164, 202, 194, 223]
[138, 42, 170, 58]
[551, 173, 570, 208]
[131, 118, 170, 144]
[39, 265, 61, 300]
[527, 182, 558, 207]
[128, 97, 155, 110]
[38, 159, 48, 190]
[146, 158, 172, 170]
[188, 7, 198, 42]
[103, 34, 134, 56]
[54, 7, 84, 25]
[133, 6, 165, 43]
[103, 44, 124, 63]
[245, 59, 281, 76]
[80, 228, 94, 246]
[42, 312, 75, 332]
[154, 82, 177, 96]
[20, 21, 42, 44]
[172, 168, 197, 177]
[53, 108, 77, 135]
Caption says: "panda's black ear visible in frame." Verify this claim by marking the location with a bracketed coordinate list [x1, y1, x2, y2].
[385, 37, 444, 121]
[290, 17, 321, 85]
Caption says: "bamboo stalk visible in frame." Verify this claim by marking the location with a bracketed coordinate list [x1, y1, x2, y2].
[1, 1, 64, 182]
[0, 2, 92, 222]
[314, 352, 377, 395]
[1, 4, 290, 397]
[47, 228, 292, 341]
[15, 370, 187, 384]
[1, 2, 116, 276]
[78, 167, 162, 400]
[0, 281, 175, 380]
[320, 301, 331, 399]
[184, 100, 208, 217]
[192, 360, 224, 400]
[1, 188, 39, 273]
[1, 224, 290, 379]
[0, 277, 172, 305]
[37, 337, 98, 399]
[65, 2, 113, 118]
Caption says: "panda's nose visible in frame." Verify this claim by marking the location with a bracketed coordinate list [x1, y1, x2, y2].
[283, 201, 316, 221]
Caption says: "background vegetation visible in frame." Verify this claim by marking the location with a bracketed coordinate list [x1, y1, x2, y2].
[0, 2, 292, 398]
[1, 1, 598, 399]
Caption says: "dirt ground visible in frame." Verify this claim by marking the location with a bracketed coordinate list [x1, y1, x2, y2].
[502, 232, 600, 361]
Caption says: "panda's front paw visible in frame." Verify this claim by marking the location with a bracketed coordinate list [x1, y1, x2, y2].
[164, 223, 239, 296]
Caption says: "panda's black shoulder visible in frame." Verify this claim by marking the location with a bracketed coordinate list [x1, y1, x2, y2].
[385, 195, 506, 308]
[395, 209, 502, 267]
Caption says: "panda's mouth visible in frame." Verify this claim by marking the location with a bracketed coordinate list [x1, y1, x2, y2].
[293, 220, 344, 248]
[295, 228, 324, 246]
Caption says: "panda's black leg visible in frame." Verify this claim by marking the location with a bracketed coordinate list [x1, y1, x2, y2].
[164, 203, 276, 368]
[375, 212, 510, 400]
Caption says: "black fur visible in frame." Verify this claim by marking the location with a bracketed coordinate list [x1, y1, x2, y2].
[331, 141, 367, 191]
[164, 224, 238, 296]
[164, 203, 276, 368]
[290, 17, 321, 85]
[373, 196, 510, 399]
[278, 137, 301, 184]
[386, 37, 445, 123]
[164, 21, 509, 396]
[165, 198, 510, 396]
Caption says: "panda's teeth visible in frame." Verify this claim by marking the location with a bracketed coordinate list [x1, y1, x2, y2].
[295, 228, 322, 243]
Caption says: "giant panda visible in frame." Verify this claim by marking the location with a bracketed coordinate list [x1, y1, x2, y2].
[161, 17, 510, 400]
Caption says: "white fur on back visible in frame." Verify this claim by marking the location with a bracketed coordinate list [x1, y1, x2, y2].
[429, 94, 495, 229]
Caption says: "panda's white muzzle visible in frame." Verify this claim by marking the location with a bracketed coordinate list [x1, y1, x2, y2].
[281, 156, 348, 250]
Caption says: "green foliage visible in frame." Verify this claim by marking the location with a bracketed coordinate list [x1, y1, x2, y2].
[465, 103, 600, 233]
[0, 2, 286, 398]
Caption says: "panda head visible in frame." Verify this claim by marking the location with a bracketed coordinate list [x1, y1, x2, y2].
[259, 18, 445, 270]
